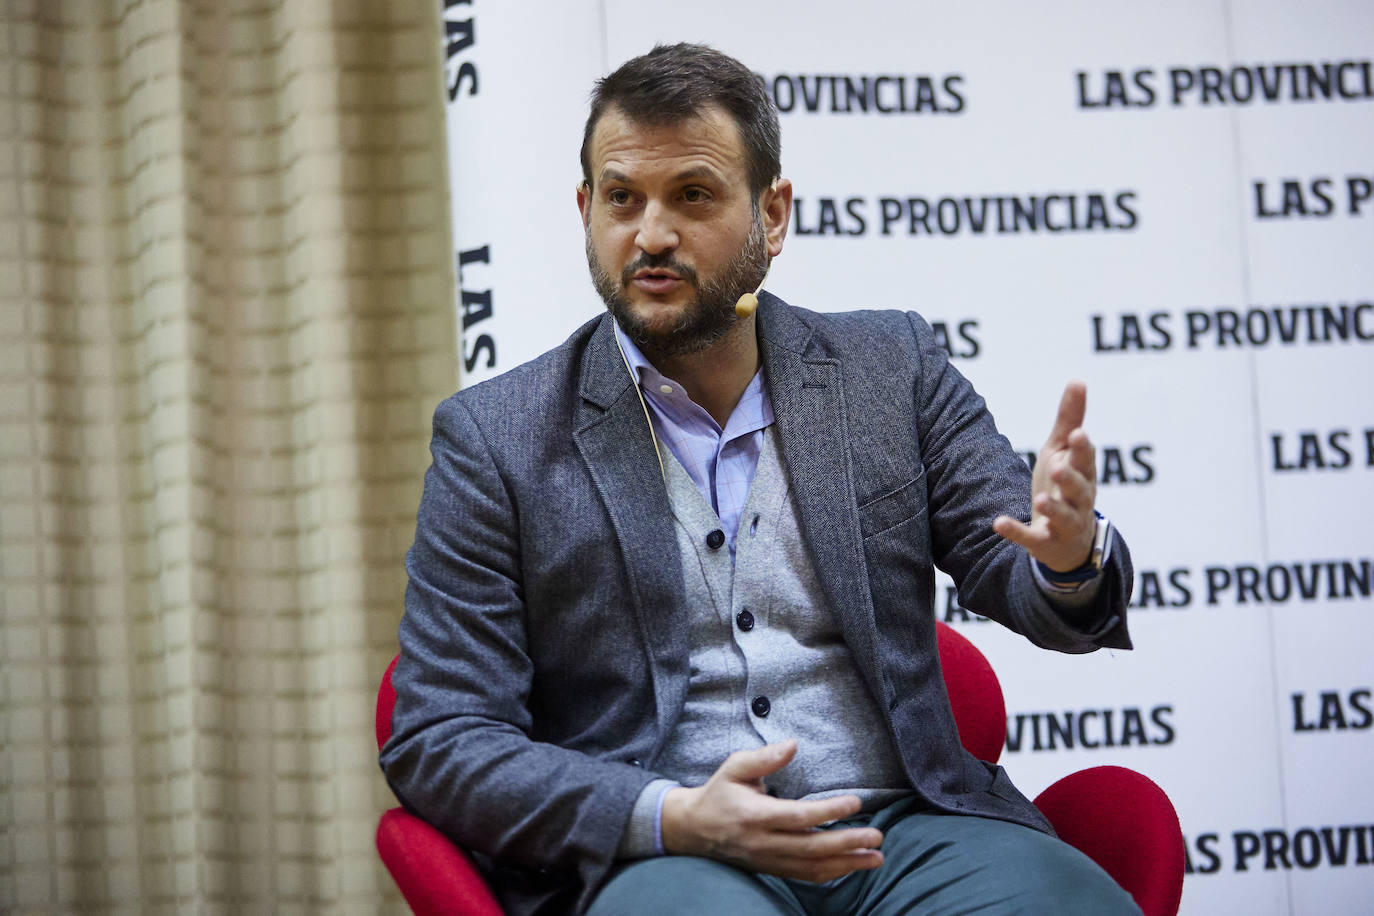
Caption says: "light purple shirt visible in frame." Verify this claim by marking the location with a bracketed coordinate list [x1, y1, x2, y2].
[614, 323, 773, 550]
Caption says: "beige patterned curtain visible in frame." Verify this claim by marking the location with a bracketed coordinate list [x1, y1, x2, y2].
[1, 1, 456, 911]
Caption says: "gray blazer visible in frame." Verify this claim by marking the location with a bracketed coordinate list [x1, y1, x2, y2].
[381, 295, 1133, 915]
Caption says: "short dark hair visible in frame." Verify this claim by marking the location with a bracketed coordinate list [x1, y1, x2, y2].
[580, 43, 781, 196]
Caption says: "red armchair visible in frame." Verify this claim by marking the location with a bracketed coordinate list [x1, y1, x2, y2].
[377, 622, 1184, 915]
[375, 656, 504, 916]
[934, 623, 1185, 916]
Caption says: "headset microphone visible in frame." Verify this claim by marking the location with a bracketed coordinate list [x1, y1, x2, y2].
[735, 261, 771, 319]
[736, 180, 781, 320]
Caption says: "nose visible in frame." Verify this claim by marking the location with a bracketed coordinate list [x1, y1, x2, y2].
[634, 199, 678, 255]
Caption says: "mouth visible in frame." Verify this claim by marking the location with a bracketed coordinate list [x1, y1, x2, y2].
[631, 268, 685, 296]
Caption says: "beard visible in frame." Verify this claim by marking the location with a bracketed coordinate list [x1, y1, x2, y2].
[586, 212, 769, 359]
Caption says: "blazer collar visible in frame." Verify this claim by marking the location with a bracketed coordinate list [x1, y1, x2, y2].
[578, 314, 635, 411]
[756, 295, 880, 666]
[573, 315, 689, 739]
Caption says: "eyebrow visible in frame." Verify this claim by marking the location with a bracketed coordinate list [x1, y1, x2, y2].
[671, 166, 724, 184]
[596, 166, 726, 186]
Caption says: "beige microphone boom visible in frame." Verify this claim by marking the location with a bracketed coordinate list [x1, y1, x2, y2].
[735, 261, 771, 319]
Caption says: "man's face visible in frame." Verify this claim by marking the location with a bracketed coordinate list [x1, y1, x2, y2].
[578, 104, 770, 359]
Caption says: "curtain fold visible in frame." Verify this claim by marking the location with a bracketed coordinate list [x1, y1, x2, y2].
[1, 1, 456, 910]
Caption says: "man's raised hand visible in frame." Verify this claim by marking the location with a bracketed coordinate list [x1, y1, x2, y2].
[993, 381, 1098, 573]
[659, 740, 884, 883]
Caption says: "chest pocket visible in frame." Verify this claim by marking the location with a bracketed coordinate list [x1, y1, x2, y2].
[858, 471, 928, 540]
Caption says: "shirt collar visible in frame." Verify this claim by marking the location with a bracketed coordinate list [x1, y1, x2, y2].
[612, 319, 774, 437]
[613, 320, 658, 387]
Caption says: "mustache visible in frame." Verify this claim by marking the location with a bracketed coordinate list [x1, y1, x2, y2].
[620, 252, 698, 287]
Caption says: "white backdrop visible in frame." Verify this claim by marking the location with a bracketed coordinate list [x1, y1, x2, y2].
[438, 2, 1374, 912]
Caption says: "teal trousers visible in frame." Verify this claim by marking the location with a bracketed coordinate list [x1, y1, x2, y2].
[587, 797, 1142, 915]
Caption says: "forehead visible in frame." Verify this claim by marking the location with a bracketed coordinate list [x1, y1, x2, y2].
[589, 104, 747, 185]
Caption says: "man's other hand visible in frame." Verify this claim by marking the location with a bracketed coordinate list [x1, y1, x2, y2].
[993, 380, 1098, 572]
[659, 740, 884, 883]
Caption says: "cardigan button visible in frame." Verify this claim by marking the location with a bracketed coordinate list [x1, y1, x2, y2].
[751, 695, 771, 717]
[705, 529, 726, 549]
[736, 609, 755, 632]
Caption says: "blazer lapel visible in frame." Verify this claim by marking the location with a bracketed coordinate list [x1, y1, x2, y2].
[573, 317, 689, 737]
[758, 297, 880, 667]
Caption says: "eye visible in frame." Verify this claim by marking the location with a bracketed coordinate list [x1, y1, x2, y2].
[606, 188, 633, 206]
[682, 186, 711, 203]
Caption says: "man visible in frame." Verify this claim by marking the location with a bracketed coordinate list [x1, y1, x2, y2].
[382, 43, 1140, 915]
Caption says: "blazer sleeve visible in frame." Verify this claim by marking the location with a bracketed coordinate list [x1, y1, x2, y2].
[906, 312, 1133, 653]
[379, 395, 655, 889]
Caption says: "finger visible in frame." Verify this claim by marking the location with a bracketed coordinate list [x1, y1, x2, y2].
[756, 794, 865, 832]
[1046, 465, 1093, 513]
[1067, 428, 1096, 476]
[758, 849, 885, 884]
[717, 741, 798, 785]
[761, 826, 884, 858]
[1034, 492, 1083, 531]
[1046, 380, 1087, 447]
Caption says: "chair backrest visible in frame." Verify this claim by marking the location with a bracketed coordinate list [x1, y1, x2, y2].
[377, 655, 399, 751]
[933, 621, 1007, 763]
[1034, 765, 1185, 916]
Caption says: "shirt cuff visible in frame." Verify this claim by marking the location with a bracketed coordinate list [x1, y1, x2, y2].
[616, 778, 678, 860]
[1032, 555, 1105, 609]
[1031, 512, 1114, 601]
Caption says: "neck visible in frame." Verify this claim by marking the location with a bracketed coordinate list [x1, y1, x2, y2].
[646, 317, 759, 428]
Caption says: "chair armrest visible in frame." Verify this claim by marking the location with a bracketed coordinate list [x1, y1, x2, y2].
[1033, 765, 1184, 916]
[376, 807, 505, 916]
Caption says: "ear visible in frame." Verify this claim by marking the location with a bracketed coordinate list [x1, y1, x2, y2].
[576, 180, 592, 229]
[762, 178, 792, 257]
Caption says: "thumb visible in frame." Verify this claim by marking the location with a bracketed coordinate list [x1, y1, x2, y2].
[717, 740, 798, 784]
[993, 514, 1032, 546]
